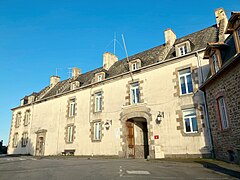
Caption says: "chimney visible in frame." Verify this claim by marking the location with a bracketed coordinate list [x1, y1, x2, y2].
[103, 52, 118, 70]
[215, 8, 228, 41]
[50, 75, 60, 87]
[72, 67, 81, 79]
[164, 28, 176, 47]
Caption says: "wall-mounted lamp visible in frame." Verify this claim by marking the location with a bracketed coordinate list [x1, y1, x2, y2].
[156, 111, 164, 124]
[104, 120, 112, 130]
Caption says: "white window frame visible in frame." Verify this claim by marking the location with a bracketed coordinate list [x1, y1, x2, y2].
[212, 53, 219, 73]
[178, 68, 193, 95]
[217, 97, 229, 130]
[24, 110, 30, 126]
[130, 82, 140, 104]
[13, 133, 18, 147]
[97, 75, 103, 82]
[95, 92, 102, 112]
[183, 109, 198, 133]
[67, 126, 73, 143]
[69, 98, 76, 117]
[179, 45, 187, 56]
[93, 122, 101, 140]
[22, 132, 28, 146]
[132, 62, 137, 71]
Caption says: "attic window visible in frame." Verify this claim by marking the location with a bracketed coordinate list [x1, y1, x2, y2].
[97, 75, 103, 82]
[179, 45, 187, 56]
[175, 41, 191, 57]
[129, 59, 141, 71]
[212, 53, 219, 73]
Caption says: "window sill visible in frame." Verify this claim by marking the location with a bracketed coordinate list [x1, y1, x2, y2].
[92, 139, 101, 142]
[183, 132, 200, 136]
[179, 92, 193, 97]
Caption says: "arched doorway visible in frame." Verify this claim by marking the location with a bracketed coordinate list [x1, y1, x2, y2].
[126, 118, 149, 159]
[119, 105, 154, 159]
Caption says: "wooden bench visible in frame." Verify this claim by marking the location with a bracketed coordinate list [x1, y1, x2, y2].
[62, 149, 75, 156]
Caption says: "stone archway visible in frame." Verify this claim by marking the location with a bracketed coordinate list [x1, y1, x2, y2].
[119, 105, 155, 159]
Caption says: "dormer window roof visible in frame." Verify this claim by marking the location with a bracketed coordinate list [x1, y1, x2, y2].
[225, 12, 240, 34]
[93, 71, 106, 83]
[129, 59, 141, 71]
[175, 40, 192, 57]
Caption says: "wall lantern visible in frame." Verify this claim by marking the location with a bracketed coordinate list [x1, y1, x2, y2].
[104, 120, 112, 130]
[156, 111, 164, 124]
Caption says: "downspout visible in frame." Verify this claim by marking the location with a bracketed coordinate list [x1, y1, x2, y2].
[195, 51, 214, 158]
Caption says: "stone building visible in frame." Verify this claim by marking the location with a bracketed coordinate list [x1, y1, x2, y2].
[201, 12, 240, 163]
[8, 9, 227, 159]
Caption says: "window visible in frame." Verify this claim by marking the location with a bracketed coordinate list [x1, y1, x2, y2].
[132, 62, 137, 71]
[130, 82, 140, 104]
[179, 68, 193, 95]
[183, 109, 198, 133]
[15, 113, 21, 127]
[95, 92, 102, 112]
[13, 133, 18, 147]
[93, 122, 101, 140]
[212, 53, 219, 73]
[67, 126, 74, 143]
[22, 132, 28, 147]
[69, 98, 76, 117]
[24, 110, 30, 126]
[217, 97, 229, 130]
[97, 75, 103, 82]
[179, 45, 187, 56]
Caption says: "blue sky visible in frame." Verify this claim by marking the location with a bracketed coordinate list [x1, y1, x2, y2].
[0, 0, 240, 146]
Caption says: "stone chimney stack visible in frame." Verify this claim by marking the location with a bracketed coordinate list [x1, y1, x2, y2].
[50, 76, 60, 87]
[164, 28, 176, 47]
[72, 67, 81, 79]
[103, 52, 118, 70]
[215, 8, 228, 42]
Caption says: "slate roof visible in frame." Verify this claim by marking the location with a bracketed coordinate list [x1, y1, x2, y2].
[29, 25, 219, 102]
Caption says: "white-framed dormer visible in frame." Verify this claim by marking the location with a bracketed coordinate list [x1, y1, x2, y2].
[175, 40, 192, 57]
[129, 59, 142, 71]
[70, 81, 80, 90]
[94, 72, 106, 83]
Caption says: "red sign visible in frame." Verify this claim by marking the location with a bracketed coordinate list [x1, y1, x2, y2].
[154, 135, 159, 139]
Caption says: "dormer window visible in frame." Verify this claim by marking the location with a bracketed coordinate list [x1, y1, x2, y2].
[179, 45, 187, 56]
[70, 81, 80, 90]
[97, 75, 103, 82]
[129, 59, 141, 71]
[212, 53, 219, 73]
[94, 72, 106, 83]
[175, 41, 191, 57]
[132, 62, 137, 71]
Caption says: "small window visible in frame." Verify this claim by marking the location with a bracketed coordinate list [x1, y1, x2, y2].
[24, 110, 30, 126]
[179, 45, 187, 56]
[93, 122, 101, 140]
[132, 62, 137, 71]
[15, 113, 21, 128]
[69, 98, 76, 117]
[217, 97, 229, 130]
[22, 132, 28, 147]
[13, 133, 18, 147]
[95, 92, 102, 112]
[97, 75, 103, 82]
[183, 109, 198, 133]
[67, 126, 74, 143]
[179, 68, 193, 95]
[130, 82, 140, 104]
[212, 53, 219, 73]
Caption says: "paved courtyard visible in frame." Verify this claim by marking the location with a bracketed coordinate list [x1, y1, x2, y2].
[0, 156, 240, 180]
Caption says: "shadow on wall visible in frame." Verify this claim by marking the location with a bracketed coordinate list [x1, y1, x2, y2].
[195, 160, 240, 179]
[192, 64, 212, 156]
[11, 139, 35, 156]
